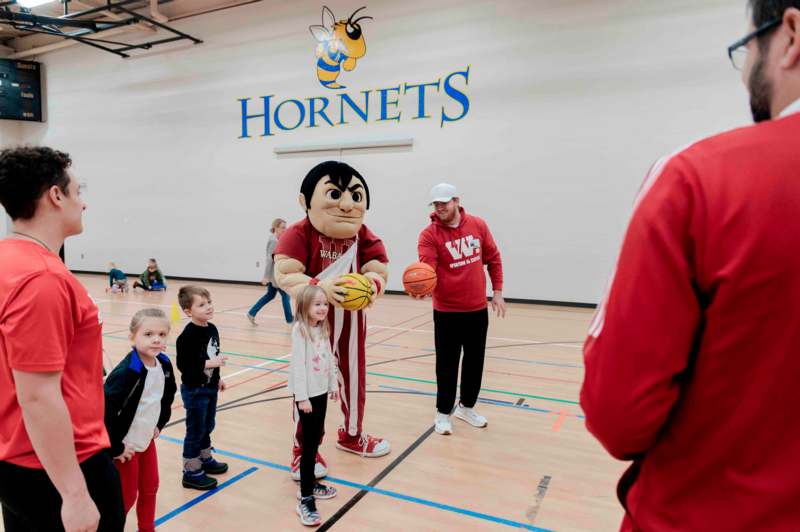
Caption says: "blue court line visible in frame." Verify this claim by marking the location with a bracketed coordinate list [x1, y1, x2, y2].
[158, 436, 551, 531]
[153, 466, 258, 526]
[378, 384, 585, 419]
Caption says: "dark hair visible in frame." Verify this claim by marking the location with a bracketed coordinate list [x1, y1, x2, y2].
[0, 146, 72, 220]
[299, 160, 370, 210]
[749, 1, 800, 47]
[178, 285, 211, 311]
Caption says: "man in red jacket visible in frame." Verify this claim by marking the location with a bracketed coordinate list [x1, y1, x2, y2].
[418, 183, 505, 436]
[581, 2, 800, 530]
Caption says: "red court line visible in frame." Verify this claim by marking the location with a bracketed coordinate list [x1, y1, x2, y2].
[366, 310, 432, 338]
[367, 319, 433, 348]
[551, 410, 568, 432]
[171, 366, 290, 410]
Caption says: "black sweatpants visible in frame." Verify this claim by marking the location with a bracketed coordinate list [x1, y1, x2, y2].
[0, 450, 125, 532]
[433, 308, 489, 415]
[297, 393, 328, 497]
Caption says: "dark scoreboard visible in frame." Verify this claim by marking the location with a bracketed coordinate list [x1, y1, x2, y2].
[0, 58, 43, 122]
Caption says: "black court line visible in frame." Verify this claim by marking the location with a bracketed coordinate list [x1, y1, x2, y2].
[163, 350, 428, 430]
[366, 352, 435, 368]
[486, 341, 583, 350]
[526, 475, 552, 524]
[318, 425, 436, 531]
[213, 390, 427, 415]
[163, 383, 289, 429]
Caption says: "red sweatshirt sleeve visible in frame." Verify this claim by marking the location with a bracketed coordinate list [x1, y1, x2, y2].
[479, 219, 503, 291]
[580, 155, 702, 460]
[417, 226, 437, 269]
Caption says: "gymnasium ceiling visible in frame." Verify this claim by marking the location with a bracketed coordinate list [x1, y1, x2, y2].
[0, 0, 259, 59]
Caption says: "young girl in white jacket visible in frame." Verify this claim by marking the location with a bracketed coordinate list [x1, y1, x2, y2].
[289, 284, 339, 526]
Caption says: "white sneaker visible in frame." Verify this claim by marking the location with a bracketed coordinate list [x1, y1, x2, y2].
[246, 313, 257, 326]
[434, 412, 452, 435]
[454, 404, 487, 428]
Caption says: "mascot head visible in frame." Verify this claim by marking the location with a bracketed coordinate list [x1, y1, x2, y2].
[299, 160, 370, 239]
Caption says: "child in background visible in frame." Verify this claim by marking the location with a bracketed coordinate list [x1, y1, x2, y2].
[176, 285, 228, 490]
[107, 262, 128, 293]
[289, 285, 339, 527]
[104, 308, 177, 532]
[133, 258, 166, 291]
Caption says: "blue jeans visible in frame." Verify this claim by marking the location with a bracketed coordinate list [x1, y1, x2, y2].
[181, 384, 218, 460]
[248, 283, 293, 322]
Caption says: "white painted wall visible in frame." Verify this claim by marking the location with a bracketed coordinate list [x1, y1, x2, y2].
[14, 0, 753, 303]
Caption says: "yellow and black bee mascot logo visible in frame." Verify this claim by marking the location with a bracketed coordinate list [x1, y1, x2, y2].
[309, 6, 372, 89]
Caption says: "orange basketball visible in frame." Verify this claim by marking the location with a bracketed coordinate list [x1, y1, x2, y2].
[403, 262, 437, 297]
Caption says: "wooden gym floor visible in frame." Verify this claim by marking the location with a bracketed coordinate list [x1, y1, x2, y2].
[4, 274, 627, 531]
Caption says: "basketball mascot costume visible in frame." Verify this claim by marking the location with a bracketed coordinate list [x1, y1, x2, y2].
[274, 160, 390, 480]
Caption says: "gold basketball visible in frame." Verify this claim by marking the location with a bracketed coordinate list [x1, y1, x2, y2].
[337, 273, 373, 311]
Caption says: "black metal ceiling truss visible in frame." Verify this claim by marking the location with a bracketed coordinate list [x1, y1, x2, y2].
[0, 0, 202, 58]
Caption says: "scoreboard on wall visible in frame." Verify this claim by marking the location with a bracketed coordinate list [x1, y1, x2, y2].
[0, 58, 43, 122]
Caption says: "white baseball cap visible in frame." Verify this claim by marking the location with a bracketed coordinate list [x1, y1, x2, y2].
[429, 183, 457, 204]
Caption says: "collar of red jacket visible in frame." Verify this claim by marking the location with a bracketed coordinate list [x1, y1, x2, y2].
[429, 206, 467, 228]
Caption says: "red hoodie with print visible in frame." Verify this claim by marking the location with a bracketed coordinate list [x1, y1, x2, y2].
[417, 207, 503, 312]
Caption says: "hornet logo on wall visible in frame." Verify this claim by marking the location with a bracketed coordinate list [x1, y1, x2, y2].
[309, 6, 372, 89]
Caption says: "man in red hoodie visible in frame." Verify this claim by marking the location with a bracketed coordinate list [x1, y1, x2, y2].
[581, 1, 800, 529]
[418, 183, 505, 436]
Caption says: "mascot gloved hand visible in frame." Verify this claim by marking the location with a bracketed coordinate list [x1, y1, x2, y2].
[273, 161, 391, 482]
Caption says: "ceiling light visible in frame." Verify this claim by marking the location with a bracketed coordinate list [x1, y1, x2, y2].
[17, 0, 56, 8]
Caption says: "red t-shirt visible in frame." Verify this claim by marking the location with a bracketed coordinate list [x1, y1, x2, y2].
[581, 113, 800, 530]
[418, 208, 503, 312]
[275, 217, 388, 277]
[0, 240, 109, 468]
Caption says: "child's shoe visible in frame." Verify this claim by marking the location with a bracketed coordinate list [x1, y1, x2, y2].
[296, 496, 321, 526]
[182, 469, 217, 490]
[296, 483, 337, 500]
[201, 456, 229, 475]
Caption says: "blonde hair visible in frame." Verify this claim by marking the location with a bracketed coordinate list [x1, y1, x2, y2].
[270, 218, 286, 233]
[130, 308, 169, 334]
[293, 285, 329, 339]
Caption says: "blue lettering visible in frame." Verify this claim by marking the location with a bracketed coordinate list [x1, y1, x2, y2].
[377, 86, 401, 122]
[441, 67, 470, 127]
[306, 97, 334, 128]
[239, 95, 273, 138]
[404, 80, 440, 119]
[274, 99, 306, 131]
[338, 91, 370, 125]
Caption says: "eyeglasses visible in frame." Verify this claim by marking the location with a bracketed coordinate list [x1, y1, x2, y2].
[727, 17, 782, 70]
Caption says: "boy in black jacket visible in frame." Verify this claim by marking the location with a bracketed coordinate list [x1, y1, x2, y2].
[176, 285, 229, 490]
[104, 308, 176, 532]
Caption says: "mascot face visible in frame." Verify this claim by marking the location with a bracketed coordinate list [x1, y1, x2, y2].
[305, 174, 368, 239]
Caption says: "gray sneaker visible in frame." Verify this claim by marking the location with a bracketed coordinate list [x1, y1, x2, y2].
[434, 412, 453, 435]
[454, 404, 487, 428]
[296, 496, 321, 526]
[246, 313, 256, 326]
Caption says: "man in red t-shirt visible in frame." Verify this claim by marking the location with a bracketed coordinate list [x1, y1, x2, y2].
[0, 147, 124, 531]
[581, 3, 800, 529]
[275, 161, 390, 481]
[417, 183, 505, 436]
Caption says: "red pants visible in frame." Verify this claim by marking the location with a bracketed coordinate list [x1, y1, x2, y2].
[114, 440, 159, 532]
[294, 308, 367, 449]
